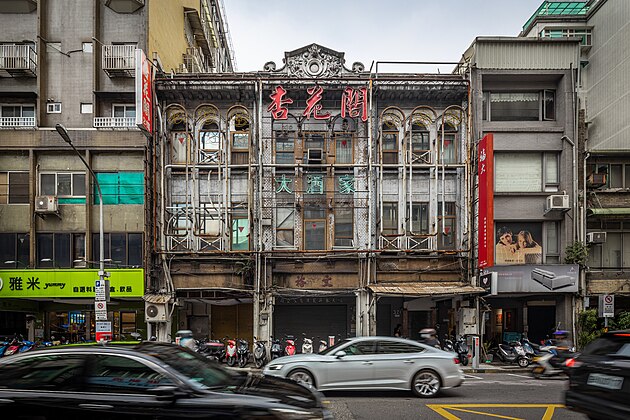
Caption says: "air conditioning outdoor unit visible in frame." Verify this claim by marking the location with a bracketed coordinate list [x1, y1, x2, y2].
[587, 231, 607, 244]
[546, 194, 570, 212]
[145, 302, 168, 322]
[35, 196, 58, 213]
[587, 173, 607, 188]
[307, 148, 323, 163]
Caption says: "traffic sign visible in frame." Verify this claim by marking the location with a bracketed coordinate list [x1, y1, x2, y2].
[95, 321, 112, 342]
[94, 279, 110, 302]
[95, 300, 108, 321]
[599, 294, 615, 318]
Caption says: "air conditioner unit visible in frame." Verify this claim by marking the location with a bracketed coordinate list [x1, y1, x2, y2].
[546, 194, 570, 211]
[145, 302, 168, 323]
[587, 173, 607, 188]
[35, 196, 58, 213]
[587, 231, 607, 244]
[307, 148, 323, 163]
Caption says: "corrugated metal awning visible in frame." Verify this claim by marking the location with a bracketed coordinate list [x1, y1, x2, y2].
[368, 282, 485, 297]
[143, 293, 172, 304]
[588, 208, 630, 216]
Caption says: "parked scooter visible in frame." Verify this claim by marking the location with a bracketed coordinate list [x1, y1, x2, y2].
[2, 336, 23, 357]
[225, 338, 238, 367]
[253, 337, 267, 368]
[454, 336, 470, 366]
[237, 338, 250, 368]
[493, 341, 531, 367]
[284, 335, 296, 356]
[442, 336, 456, 353]
[318, 338, 328, 354]
[270, 337, 284, 360]
[198, 338, 226, 363]
[301, 335, 313, 354]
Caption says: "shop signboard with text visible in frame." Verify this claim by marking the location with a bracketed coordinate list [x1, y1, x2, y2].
[0, 269, 144, 298]
[487, 265, 578, 293]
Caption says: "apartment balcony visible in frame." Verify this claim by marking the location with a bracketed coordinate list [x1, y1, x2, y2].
[0, 116, 35, 128]
[93, 117, 136, 129]
[0, 44, 37, 77]
[102, 44, 135, 77]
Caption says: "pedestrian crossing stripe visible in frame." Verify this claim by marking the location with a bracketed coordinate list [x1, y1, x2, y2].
[426, 404, 565, 420]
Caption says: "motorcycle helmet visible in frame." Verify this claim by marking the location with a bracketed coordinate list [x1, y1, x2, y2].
[419, 328, 437, 340]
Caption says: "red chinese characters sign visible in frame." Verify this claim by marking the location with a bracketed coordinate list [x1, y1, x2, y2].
[267, 85, 368, 122]
[135, 48, 152, 134]
[478, 134, 494, 269]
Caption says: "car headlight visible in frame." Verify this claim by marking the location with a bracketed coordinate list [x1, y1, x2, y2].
[271, 407, 324, 420]
[267, 364, 284, 371]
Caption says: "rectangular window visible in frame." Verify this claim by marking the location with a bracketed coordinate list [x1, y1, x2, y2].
[276, 207, 295, 247]
[439, 130, 457, 164]
[587, 163, 630, 189]
[335, 134, 353, 164]
[438, 202, 456, 250]
[231, 217, 249, 250]
[487, 91, 555, 121]
[0, 233, 29, 268]
[495, 153, 559, 192]
[410, 127, 431, 163]
[36, 233, 83, 268]
[382, 202, 398, 235]
[46, 103, 62, 114]
[92, 232, 143, 267]
[275, 131, 294, 164]
[81, 103, 93, 114]
[0, 172, 29, 204]
[304, 133, 326, 164]
[546, 222, 560, 263]
[94, 172, 144, 205]
[304, 204, 326, 250]
[382, 132, 398, 164]
[1, 105, 35, 118]
[39, 172, 86, 203]
[409, 203, 429, 234]
[231, 133, 249, 165]
[334, 208, 353, 247]
[113, 104, 136, 118]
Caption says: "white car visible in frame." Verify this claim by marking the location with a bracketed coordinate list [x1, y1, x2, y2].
[263, 336, 464, 397]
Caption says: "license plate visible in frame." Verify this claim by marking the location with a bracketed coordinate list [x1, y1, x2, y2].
[587, 373, 624, 390]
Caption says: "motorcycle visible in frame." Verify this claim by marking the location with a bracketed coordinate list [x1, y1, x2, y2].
[284, 335, 296, 356]
[198, 338, 226, 363]
[318, 338, 328, 354]
[531, 345, 576, 378]
[2, 336, 23, 357]
[225, 338, 238, 367]
[454, 336, 470, 366]
[253, 337, 267, 368]
[493, 341, 531, 367]
[442, 336, 455, 353]
[270, 337, 284, 360]
[237, 338, 250, 368]
[301, 335, 313, 354]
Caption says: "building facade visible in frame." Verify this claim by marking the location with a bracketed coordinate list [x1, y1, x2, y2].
[0, 0, 233, 341]
[150, 44, 482, 344]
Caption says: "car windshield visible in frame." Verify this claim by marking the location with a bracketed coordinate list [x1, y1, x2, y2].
[582, 335, 630, 357]
[320, 339, 351, 355]
[137, 344, 240, 389]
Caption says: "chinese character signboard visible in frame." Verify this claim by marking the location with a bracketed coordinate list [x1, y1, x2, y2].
[478, 134, 494, 268]
[0, 269, 144, 298]
[135, 48, 152, 134]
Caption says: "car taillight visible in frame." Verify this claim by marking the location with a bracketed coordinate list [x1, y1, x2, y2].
[565, 358, 582, 368]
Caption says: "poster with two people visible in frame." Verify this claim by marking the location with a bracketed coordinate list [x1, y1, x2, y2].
[495, 222, 542, 265]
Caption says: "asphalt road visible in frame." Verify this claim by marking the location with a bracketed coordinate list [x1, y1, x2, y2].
[323, 373, 589, 419]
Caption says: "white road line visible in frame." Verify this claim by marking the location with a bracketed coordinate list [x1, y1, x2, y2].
[464, 374, 484, 380]
[506, 373, 533, 379]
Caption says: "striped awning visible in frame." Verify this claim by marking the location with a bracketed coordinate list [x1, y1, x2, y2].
[143, 293, 172, 304]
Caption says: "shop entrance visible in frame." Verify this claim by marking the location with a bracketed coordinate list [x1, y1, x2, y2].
[210, 303, 253, 343]
[527, 305, 556, 344]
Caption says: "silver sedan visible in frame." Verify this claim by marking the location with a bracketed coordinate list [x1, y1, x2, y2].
[263, 336, 464, 397]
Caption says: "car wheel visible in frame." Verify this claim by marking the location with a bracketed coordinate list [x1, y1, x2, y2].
[517, 357, 530, 368]
[288, 369, 315, 389]
[412, 370, 441, 398]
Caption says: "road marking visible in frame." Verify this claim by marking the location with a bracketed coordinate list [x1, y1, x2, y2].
[506, 373, 533, 379]
[427, 404, 565, 420]
[464, 374, 483, 379]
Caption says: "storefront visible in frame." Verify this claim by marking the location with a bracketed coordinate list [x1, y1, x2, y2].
[0, 269, 144, 342]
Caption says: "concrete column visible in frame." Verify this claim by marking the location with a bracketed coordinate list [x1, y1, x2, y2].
[355, 289, 373, 336]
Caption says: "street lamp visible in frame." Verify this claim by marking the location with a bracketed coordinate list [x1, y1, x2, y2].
[55, 124, 109, 324]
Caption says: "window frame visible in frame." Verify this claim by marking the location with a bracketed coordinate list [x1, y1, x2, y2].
[409, 122, 431, 164]
[587, 220, 630, 270]
[0, 232, 30, 268]
[274, 130, 295, 164]
[381, 202, 399, 236]
[334, 207, 354, 248]
[303, 204, 326, 250]
[275, 207, 295, 248]
[438, 202, 456, 250]
[438, 123, 458, 164]
[0, 104, 35, 118]
[334, 133, 354, 165]
[483, 90, 556, 122]
[0, 171, 29, 204]
[91, 232, 143, 267]
[494, 152, 560, 193]
[112, 103, 136, 119]
[39, 172, 86, 198]
[36, 232, 85, 268]
[230, 216, 250, 251]
[381, 129, 399, 165]
[408, 202, 430, 235]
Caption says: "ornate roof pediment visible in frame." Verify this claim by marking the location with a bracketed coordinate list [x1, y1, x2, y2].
[263, 43, 365, 77]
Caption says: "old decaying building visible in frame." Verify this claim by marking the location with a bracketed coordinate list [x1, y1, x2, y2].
[150, 44, 482, 343]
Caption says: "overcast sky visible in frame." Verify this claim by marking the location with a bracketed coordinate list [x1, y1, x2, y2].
[223, 0, 545, 73]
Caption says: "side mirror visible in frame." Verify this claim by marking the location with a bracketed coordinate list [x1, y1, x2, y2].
[149, 385, 183, 402]
[334, 350, 347, 358]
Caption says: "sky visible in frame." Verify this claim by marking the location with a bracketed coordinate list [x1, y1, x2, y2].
[222, 0, 545, 73]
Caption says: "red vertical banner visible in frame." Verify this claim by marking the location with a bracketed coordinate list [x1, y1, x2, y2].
[478, 134, 494, 268]
[135, 49, 153, 134]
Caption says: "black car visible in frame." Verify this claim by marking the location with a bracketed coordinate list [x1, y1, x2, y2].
[0, 342, 330, 419]
[565, 330, 630, 420]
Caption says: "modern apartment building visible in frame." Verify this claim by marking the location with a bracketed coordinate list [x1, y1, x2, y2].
[0, 0, 233, 341]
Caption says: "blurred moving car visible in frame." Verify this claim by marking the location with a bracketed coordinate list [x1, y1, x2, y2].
[263, 336, 464, 397]
[0, 342, 330, 419]
[565, 330, 630, 420]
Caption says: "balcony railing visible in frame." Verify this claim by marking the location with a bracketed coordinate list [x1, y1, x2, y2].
[102, 44, 135, 77]
[0, 116, 36, 128]
[0, 44, 37, 77]
[93, 117, 136, 128]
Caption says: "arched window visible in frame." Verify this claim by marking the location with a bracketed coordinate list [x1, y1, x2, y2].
[410, 121, 430, 164]
[231, 116, 250, 165]
[199, 121, 221, 164]
[439, 122, 458, 164]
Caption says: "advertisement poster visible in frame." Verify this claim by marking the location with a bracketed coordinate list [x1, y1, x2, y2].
[489, 264, 579, 293]
[495, 222, 542, 265]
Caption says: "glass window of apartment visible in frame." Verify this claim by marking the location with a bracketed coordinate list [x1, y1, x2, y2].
[382, 202, 398, 235]
[275, 131, 294, 164]
[335, 134, 353, 164]
[276, 207, 294, 247]
[410, 122, 430, 163]
[438, 202, 456, 250]
[92, 233, 142, 267]
[40, 172, 86, 197]
[409, 203, 429, 235]
[587, 220, 630, 270]
[0, 233, 29, 268]
[304, 204, 326, 250]
[438, 123, 457, 164]
[37, 233, 84, 268]
[231, 117, 249, 165]
[586, 163, 630, 189]
[304, 132, 326, 163]
[231, 217, 249, 250]
[495, 153, 559, 192]
[382, 125, 398, 164]
[1, 105, 35, 118]
[113, 104, 135, 118]
[334, 208, 353, 247]
[545, 222, 560, 263]
[0, 172, 29, 204]
[199, 122, 221, 164]
[486, 91, 555, 121]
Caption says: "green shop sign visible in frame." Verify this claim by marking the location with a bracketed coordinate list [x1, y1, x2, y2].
[0, 269, 144, 299]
